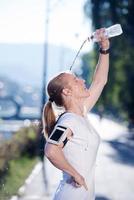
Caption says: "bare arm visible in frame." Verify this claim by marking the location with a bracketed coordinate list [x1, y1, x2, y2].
[45, 130, 88, 190]
[45, 143, 77, 176]
[84, 28, 110, 111]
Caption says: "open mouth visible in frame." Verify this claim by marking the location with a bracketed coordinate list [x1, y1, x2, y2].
[84, 85, 87, 90]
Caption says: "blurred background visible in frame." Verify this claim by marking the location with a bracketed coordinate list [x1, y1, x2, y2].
[0, 0, 134, 200]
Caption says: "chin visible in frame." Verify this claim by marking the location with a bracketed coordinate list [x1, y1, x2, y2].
[85, 92, 90, 98]
[81, 93, 90, 98]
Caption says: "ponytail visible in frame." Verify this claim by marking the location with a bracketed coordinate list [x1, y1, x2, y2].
[42, 101, 56, 139]
[42, 72, 68, 138]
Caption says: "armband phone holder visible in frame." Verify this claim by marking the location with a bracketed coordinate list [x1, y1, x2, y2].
[47, 125, 68, 145]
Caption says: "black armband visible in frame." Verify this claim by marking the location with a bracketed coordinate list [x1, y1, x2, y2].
[47, 125, 69, 146]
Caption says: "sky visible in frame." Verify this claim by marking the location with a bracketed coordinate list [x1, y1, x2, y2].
[0, 0, 92, 51]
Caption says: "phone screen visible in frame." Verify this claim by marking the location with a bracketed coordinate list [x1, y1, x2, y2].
[50, 129, 64, 141]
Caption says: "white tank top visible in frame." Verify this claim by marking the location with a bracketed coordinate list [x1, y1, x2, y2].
[57, 112, 101, 192]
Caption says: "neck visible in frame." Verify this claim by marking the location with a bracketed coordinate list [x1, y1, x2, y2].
[64, 99, 87, 117]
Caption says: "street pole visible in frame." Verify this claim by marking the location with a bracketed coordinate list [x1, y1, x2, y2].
[42, 0, 50, 111]
[39, 1, 50, 194]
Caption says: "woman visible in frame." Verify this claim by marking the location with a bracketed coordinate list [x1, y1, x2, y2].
[43, 28, 110, 200]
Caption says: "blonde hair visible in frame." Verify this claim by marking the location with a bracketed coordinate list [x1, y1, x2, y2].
[42, 72, 69, 138]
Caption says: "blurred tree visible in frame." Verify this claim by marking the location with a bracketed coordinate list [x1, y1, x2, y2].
[80, 52, 96, 87]
[82, 0, 134, 127]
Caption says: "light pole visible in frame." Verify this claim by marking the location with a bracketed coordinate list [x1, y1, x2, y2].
[40, 1, 50, 193]
[42, 0, 50, 109]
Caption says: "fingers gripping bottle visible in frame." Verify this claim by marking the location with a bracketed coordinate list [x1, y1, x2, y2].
[91, 24, 123, 42]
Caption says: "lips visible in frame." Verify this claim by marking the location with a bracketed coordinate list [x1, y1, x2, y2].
[84, 84, 87, 90]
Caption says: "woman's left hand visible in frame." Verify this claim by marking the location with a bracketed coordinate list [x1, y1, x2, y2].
[95, 28, 110, 49]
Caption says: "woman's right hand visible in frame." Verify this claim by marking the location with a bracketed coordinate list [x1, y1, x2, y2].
[73, 173, 88, 190]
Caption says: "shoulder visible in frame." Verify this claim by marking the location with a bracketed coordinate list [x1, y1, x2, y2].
[58, 113, 77, 124]
[57, 113, 78, 133]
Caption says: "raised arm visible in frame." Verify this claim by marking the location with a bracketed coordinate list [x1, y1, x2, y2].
[84, 28, 110, 111]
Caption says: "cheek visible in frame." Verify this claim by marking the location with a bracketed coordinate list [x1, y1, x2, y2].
[72, 86, 80, 96]
[81, 88, 90, 97]
[77, 88, 86, 97]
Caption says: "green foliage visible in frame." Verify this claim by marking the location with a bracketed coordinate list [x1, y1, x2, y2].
[83, 0, 134, 124]
[0, 156, 38, 200]
[0, 126, 38, 181]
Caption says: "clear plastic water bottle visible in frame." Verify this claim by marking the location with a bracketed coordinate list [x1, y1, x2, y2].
[91, 24, 123, 42]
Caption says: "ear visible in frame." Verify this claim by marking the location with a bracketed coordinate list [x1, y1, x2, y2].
[62, 88, 72, 96]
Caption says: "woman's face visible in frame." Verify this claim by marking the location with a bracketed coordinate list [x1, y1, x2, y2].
[63, 73, 90, 99]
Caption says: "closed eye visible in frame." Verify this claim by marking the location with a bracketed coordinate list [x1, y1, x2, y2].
[74, 76, 79, 82]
